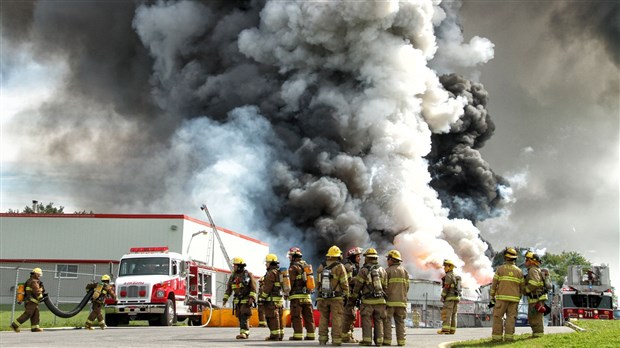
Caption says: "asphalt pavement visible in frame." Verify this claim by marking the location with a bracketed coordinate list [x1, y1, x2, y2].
[0, 326, 575, 348]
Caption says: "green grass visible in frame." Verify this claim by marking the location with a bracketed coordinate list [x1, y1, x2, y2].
[0, 304, 158, 331]
[449, 320, 620, 348]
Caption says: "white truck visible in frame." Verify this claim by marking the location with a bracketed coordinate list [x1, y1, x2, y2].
[105, 246, 214, 326]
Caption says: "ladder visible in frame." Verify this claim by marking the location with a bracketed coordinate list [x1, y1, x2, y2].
[203, 228, 215, 268]
[200, 204, 233, 272]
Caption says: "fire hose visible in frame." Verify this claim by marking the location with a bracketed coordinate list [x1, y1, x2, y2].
[187, 296, 214, 327]
[42, 289, 95, 318]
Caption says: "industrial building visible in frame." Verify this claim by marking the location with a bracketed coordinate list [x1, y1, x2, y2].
[0, 213, 269, 305]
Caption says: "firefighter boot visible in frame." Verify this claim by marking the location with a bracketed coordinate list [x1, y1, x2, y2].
[99, 321, 107, 330]
[31, 327, 43, 332]
[236, 333, 248, 339]
[85, 322, 94, 331]
[10, 322, 20, 333]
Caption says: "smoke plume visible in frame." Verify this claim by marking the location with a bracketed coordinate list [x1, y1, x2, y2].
[2, 0, 512, 285]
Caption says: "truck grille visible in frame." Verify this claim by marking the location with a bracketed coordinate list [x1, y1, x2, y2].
[120, 285, 149, 298]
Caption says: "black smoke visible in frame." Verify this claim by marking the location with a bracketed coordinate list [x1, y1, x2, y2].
[2, 1, 505, 273]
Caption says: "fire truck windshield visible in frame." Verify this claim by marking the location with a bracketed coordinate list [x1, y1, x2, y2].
[119, 257, 170, 276]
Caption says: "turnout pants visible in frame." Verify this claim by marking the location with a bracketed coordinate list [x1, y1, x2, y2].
[342, 301, 357, 340]
[317, 298, 344, 345]
[257, 302, 266, 326]
[235, 303, 252, 337]
[492, 300, 518, 341]
[264, 302, 283, 339]
[384, 306, 407, 345]
[15, 302, 40, 328]
[290, 299, 315, 339]
[440, 300, 459, 333]
[360, 303, 386, 345]
[528, 302, 544, 337]
[86, 302, 105, 327]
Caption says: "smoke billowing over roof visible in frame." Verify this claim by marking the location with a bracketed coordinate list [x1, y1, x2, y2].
[2, 0, 519, 285]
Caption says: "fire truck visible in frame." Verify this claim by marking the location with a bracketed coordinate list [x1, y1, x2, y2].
[550, 265, 614, 325]
[105, 246, 215, 326]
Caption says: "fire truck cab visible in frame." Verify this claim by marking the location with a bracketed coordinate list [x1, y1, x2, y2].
[105, 246, 214, 326]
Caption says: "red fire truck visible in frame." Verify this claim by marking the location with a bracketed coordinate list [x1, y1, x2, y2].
[105, 246, 214, 326]
[551, 265, 614, 325]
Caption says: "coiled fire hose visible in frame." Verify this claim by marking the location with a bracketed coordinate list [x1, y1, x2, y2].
[187, 296, 214, 327]
[43, 289, 95, 318]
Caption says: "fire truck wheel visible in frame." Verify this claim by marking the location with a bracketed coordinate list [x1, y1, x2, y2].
[160, 299, 175, 326]
[104, 313, 119, 327]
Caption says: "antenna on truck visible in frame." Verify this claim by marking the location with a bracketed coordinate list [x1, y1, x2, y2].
[200, 204, 233, 272]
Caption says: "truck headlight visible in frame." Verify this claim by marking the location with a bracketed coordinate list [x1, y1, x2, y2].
[156, 289, 165, 298]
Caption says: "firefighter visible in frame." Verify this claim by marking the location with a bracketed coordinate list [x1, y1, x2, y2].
[341, 246, 362, 343]
[489, 247, 524, 342]
[316, 245, 349, 346]
[350, 248, 387, 346]
[84, 274, 116, 330]
[383, 249, 410, 346]
[413, 309, 421, 328]
[11, 267, 46, 333]
[257, 276, 267, 327]
[223, 257, 257, 339]
[438, 259, 460, 335]
[260, 254, 284, 341]
[287, 247, 316, 341]
[524, 251, 547, 338]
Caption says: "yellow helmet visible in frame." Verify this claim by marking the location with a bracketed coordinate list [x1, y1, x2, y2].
[265, 254, 278, 263]
[232, 257, 246, 265]
[525, 251, 541, 263]
[32, 268, 42, 276]
[387, 250, 402, 261]
[443, 259, 456, 267]
[326, 245, 342, 258]
[363, 248, 378, 258]
[101, 274, 111, 282]
[504, 247, 518, 260]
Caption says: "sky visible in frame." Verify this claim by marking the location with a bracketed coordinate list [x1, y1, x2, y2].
[1, 1, 618, 290]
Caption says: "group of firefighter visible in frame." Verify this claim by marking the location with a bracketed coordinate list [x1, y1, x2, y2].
[10, 245, 549, 345]
[489, 247, 550, 342]
[10, 268, 116, 333]
[223, 245, 411, 346]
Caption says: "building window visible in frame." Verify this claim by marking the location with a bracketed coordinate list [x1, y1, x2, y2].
[55, 264, 78, 279]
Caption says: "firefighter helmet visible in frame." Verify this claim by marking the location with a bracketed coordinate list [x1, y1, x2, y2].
[504, 247, 518, 260]
[32, 268, 42, 276]
[387, 250, 402, 261]
[363, 248, 378, 258]
[443, 259, 456, 267]
[525, 251, 541, 263]
[265, 254, 278, 263]
[326, 246, 342, 258]
[346, 246, 363, 258]
[232, 257, 246, 265]
[101, 274, 111, 282]
[288, 247, 302, 257]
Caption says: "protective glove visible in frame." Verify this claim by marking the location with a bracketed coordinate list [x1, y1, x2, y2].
[222, 300, 227, 307]
[41, 292, 49, 300]
[488, 299, 495, 309]
[248, 297, 255, 307]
